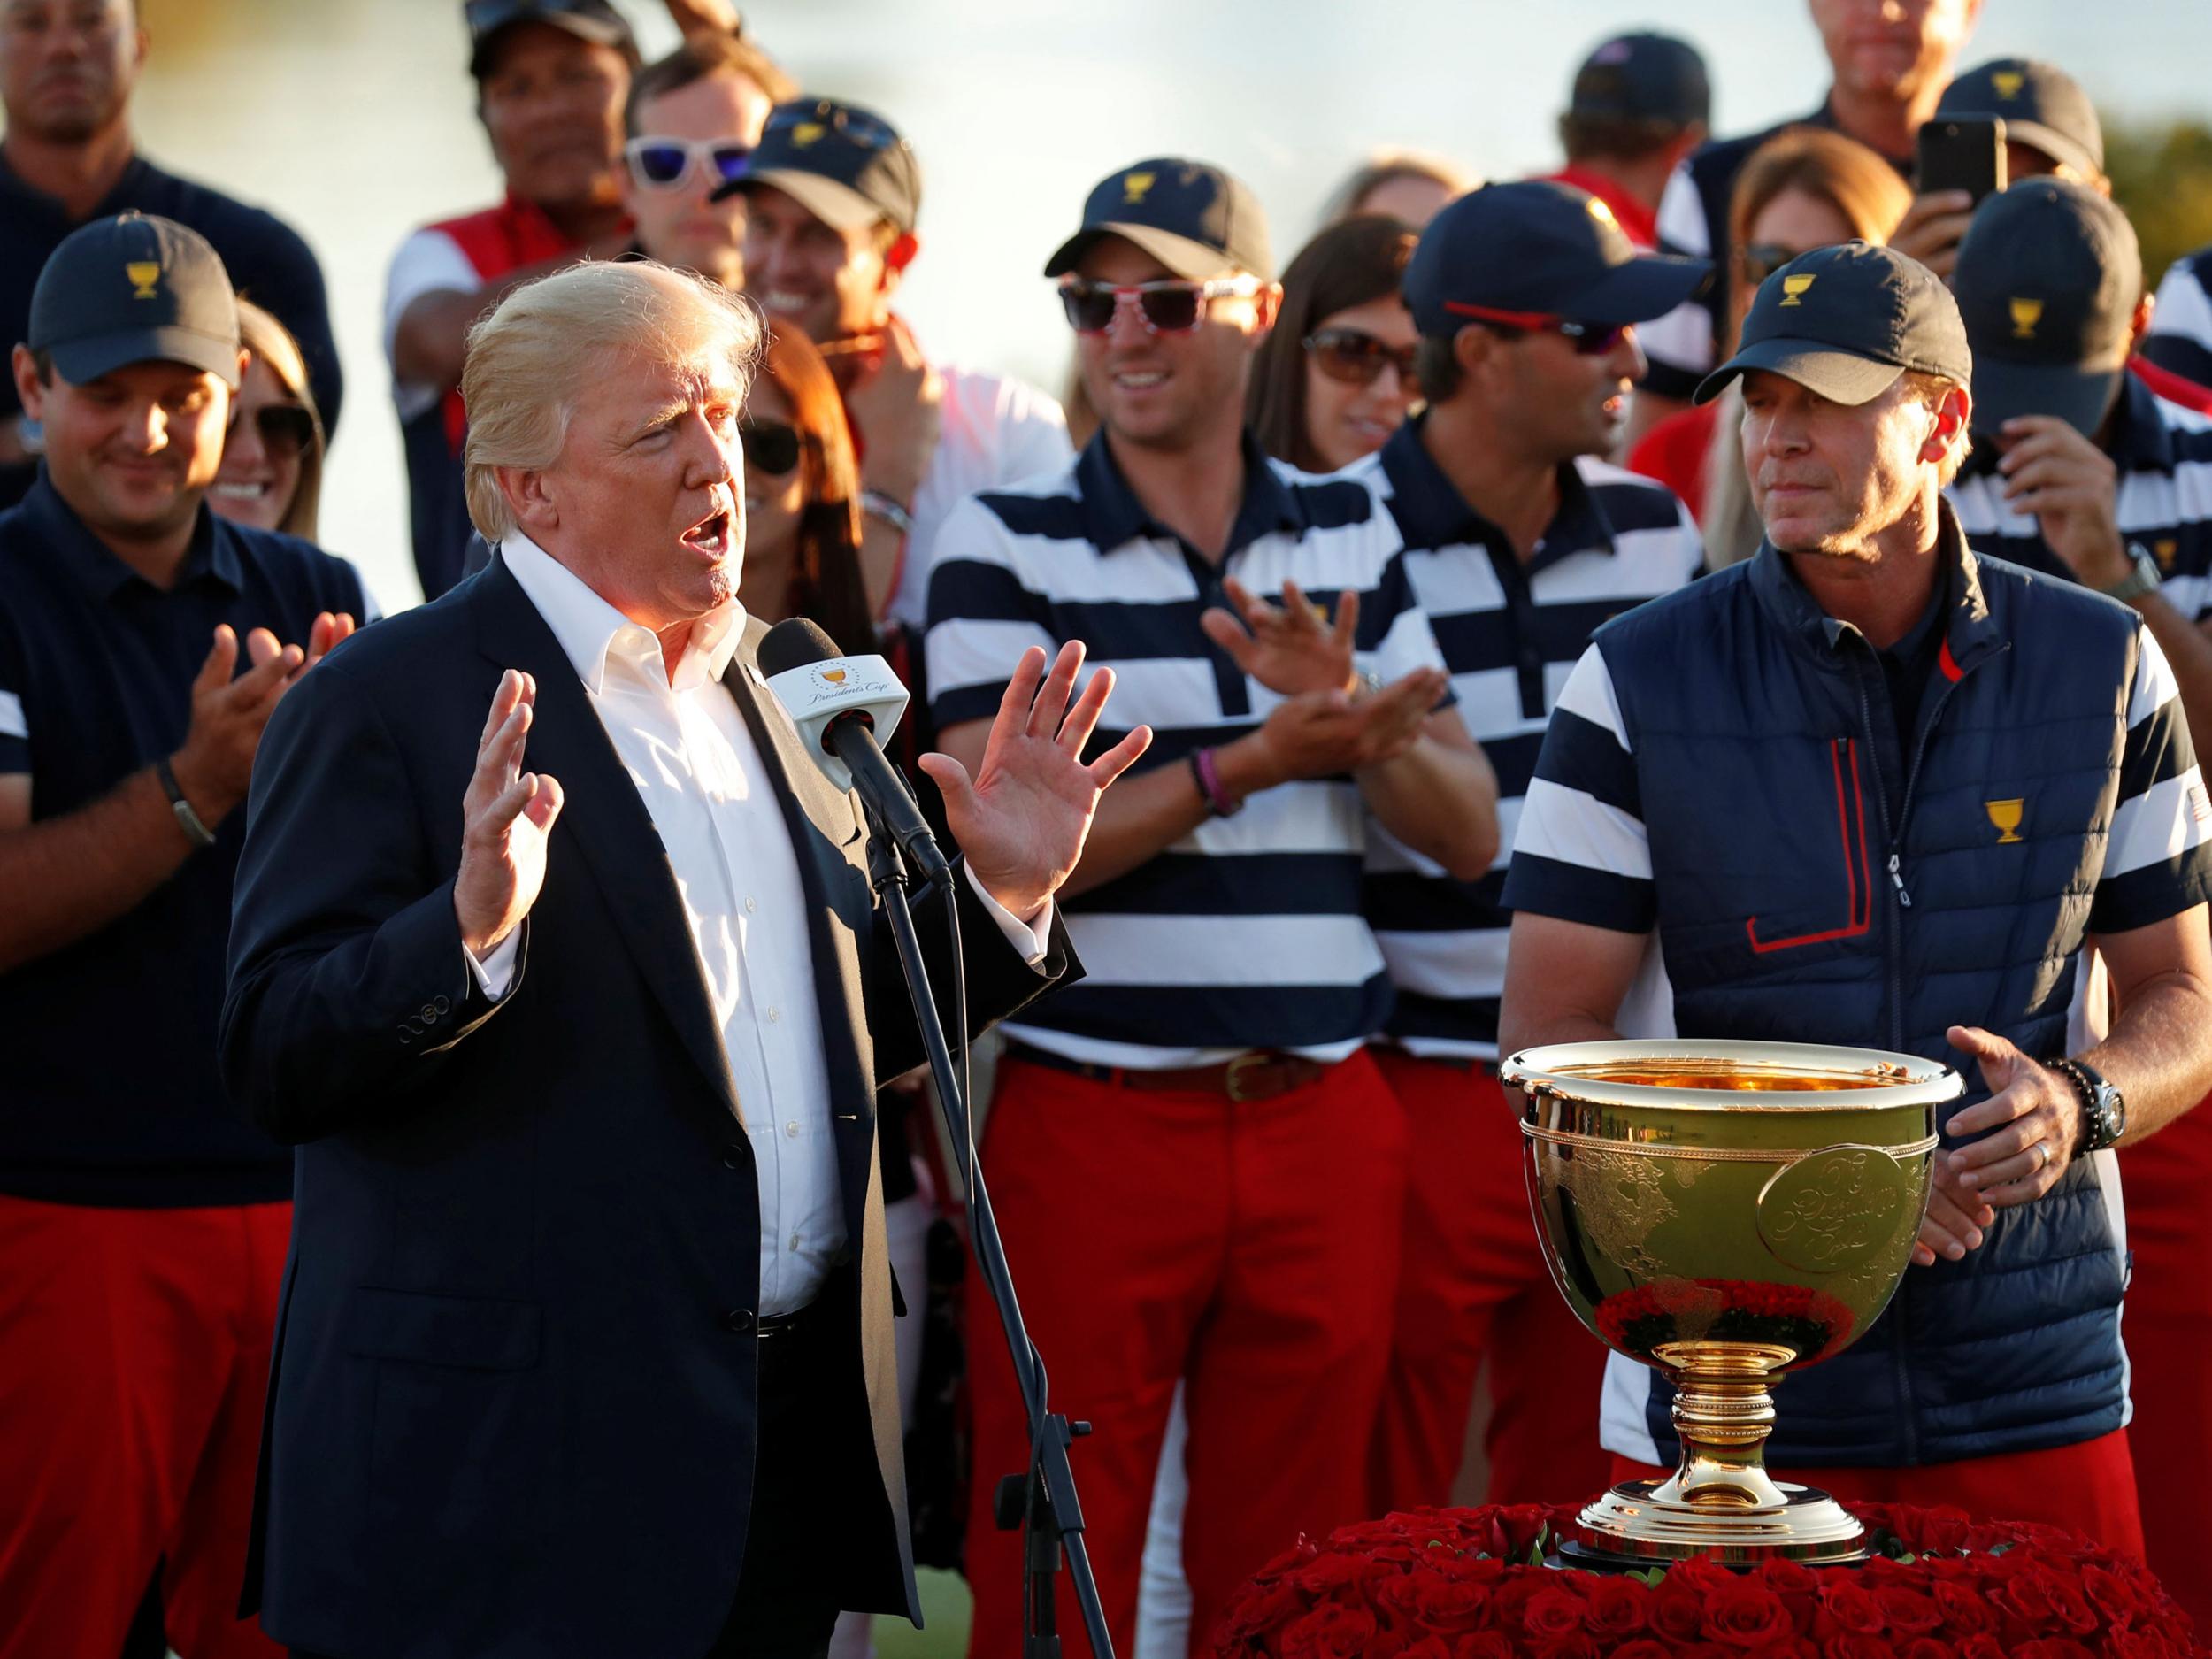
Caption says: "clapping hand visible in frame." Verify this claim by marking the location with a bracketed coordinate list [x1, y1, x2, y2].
[1202, 577, 1359, 696]
[169, 611, 357, 828]
[454, 670, 565, 958]
[916, 642, 1151, 923]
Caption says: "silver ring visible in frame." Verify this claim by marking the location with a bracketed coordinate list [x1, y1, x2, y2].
[2031, 1141, 2049, 1171]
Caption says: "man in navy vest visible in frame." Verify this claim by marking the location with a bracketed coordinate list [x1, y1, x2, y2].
[1501, 242, 2212, 1550]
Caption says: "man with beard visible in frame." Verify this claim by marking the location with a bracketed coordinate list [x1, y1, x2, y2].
[0, 0, 340, 508]
[1502, 242, 2212, 1552]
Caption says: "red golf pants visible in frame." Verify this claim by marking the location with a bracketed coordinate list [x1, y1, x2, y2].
[962, 1048, 1408, 1658]
[1366, 1051, 1612, 1512]
[0, 1194, 289, 1659]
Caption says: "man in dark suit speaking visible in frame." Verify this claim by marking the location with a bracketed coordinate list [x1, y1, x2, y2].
[219, 260, 1147, 1659]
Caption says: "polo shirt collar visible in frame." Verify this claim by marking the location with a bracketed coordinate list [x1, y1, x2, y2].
[0, 149, 154, 219]
[1074, 428, 1305, 557]
[498, 529, 745, 695]
[21, 470, 239, 600]
[1749, 499, 1999, 670]
[1379, 412, 1618, 572]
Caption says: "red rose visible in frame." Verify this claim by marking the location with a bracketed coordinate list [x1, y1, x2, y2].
[2038, 1571, 2101, 1635]
[1820, 1638, 1890, 1659]
[1521, 1586, 1587, 1641]
[1872, 1587, 1942, 1636]
[1899, 1641, 1952, 1659]
[1957, 1635, 2009, 1659]
[1455, 1635, 1518, 1659]
[1291, 1553, 1369, 1597]
[1607, 1644, 1676, 1659]
[2109, 1631, 2186, 1659]
[1487, 1578, 1547, 1634]
[1400, 1575, 1494, 1635]
[1278, 1603, 1378, 1659]
[1993, 1566, 2059, 1628]
[1930, 1578, 1994, 1632]
[1533, 1636, 1601, 1659]
[1433, 1553, 1509, 1587]
[1394, 1640, 1454, 1659]
[1650, 1586, 1707, 1640]
[2082, 1563, 2147, 1625]
[1701, 1580, 1794, 1647]
[1579, 1577, 1647, 1638]
[1816, 1581, 1886, 1635]
[1755, 1559, 1818, 1596]
[2010, 1641, 2096, 1659]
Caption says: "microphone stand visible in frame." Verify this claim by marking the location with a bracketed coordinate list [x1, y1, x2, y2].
[862, 810, 1115, 1659]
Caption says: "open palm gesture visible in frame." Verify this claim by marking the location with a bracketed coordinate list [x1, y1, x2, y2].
[916, 642, 1150, 920]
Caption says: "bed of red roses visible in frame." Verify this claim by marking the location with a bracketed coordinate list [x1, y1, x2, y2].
[1208, 1501, 2201, 1657]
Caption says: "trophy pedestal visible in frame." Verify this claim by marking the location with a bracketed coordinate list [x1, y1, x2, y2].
[1565, 1481, 1867, 1568]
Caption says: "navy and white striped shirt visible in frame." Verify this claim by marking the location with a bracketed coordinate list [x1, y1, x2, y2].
[924, 433, 1451, 1070]
[1347, 418, 1702, 1058]
[2144, 246, 2212, 392]
[1947, 374, 2212, 618]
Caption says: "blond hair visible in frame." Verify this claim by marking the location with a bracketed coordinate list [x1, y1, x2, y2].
[459, 261, 764, 542]
[234, 299, 325, 541]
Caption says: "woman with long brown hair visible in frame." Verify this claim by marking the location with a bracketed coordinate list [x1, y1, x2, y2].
[1246, 215, 1420, 474]
[1626, 128, 1912, 565]
[210, 300, 326, 541]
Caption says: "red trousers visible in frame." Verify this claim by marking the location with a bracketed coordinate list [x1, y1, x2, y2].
[1367, 1051, 1611, 1510]
[1611, 1427, 2145, 1558]
[0, 1195, 289, 1659]
[2119, 1096, 2212, 1624]
[963, 1050, 1408, 1659]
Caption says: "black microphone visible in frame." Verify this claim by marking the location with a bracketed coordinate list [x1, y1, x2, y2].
[757, 617, 954, 886]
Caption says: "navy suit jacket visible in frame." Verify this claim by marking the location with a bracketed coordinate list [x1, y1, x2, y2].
[220, 557, 1074, 1659]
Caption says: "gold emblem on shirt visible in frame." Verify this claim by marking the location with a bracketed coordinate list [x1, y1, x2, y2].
[1986, 799, 2025, 844]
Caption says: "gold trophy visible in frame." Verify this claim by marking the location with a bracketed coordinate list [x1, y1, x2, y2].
[1498, 1039, 1960, 1566]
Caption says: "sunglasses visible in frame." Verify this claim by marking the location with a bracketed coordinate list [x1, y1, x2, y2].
[1443, 300, 1630, 357]
[625, 135, 752, 193]
[227, 403, 318, 457]
[1058, 276, 1262, 335]
[1739, 242, 1803, 290]
[742, 417, 804, 476]
[1304, 327, 1418, 387]
[762, 101, 901, 152]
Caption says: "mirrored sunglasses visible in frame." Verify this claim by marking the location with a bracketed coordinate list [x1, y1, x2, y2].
[1058, 276, 1261, 335]
[625, 135, 752, 193]
[1304, 327, 1419, 387]
[741, 418, 803, 476]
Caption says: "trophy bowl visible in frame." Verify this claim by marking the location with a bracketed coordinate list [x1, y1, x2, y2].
[1497, 1038, 1961, 1567]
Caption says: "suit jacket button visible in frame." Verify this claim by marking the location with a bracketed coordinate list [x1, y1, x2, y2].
[721, 1308, 755, 1334]
[722, 1143, 747, 1170]
[434, 995, 452, 1015]
[398, 1030, 414, 1046]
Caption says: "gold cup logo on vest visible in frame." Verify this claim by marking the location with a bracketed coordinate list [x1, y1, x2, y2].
[125, 261, 161, 299]
[1779, 274, 1816, 308]
[1986, 799, 2025, 844]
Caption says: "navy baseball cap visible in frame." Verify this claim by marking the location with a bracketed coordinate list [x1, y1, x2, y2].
[1696, 242, 1970, 407]
[465, 0, 636, 81]
[1043, 159, 1273, 283]
[1567, 32, 1710, 128]
[715, 97, 921, 236]
[28, 214, 241, 389]
[1953, 179, 2139, 437]
[1402, 180, 1709, 336]
[1937, 58, 2103, 180]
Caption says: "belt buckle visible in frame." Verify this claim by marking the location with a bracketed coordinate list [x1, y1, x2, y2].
[1224, 1051, 1271, 1102]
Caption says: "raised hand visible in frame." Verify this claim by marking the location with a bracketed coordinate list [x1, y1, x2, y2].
[1941, 1024, 2086, 1208]
[1244, 667, 1451, 787]
[168, 623, 304, 828]
[1996, 417, 2130, 588]
[455, 670, 565, 958]
[915, 641, 1151, 922]
[1202, 577, 1359, 697]
[847, 314, 943, 513]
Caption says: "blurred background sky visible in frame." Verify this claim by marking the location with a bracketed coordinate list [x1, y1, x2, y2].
[127, 0, 2212, 614]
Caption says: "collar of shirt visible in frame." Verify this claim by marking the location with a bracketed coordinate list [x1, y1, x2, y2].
[1071, 426, 1306, 557]
[1546, 165, 1658, 250]
[1751, 498, 1996, 669]
[497, 530, 746, 695]
[0, 148, 158, 224]
[1378, 411, 1618, 573]
[20, 469, 240, 602]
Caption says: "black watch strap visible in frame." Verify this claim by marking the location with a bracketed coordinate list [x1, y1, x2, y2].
[2048, 1056, 2124, 1156]
[156, 757, 217, 849]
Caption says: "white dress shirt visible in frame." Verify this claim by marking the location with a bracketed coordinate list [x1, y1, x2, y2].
[472, 532, 1048, 1315]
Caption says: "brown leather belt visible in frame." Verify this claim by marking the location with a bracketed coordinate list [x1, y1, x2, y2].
[1006, 1042, 1327, 1102]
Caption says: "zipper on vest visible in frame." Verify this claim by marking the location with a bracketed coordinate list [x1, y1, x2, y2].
[1849, 668, 1909, 1053]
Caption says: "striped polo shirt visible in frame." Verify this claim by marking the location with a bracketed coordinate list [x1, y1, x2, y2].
[924, 432, 1452, 1070]
[2144, 245, 2212, 391]
[1346, 417, 1702, 1058]
[1947, 374, 2212, 618]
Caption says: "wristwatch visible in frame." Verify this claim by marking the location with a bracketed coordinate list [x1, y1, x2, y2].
[2048, 1056, 2127, 1156]
[2101, 542, 2162, 605]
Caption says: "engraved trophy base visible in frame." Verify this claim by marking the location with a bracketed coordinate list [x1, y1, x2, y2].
[1563, 1480, 1868, 1569]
